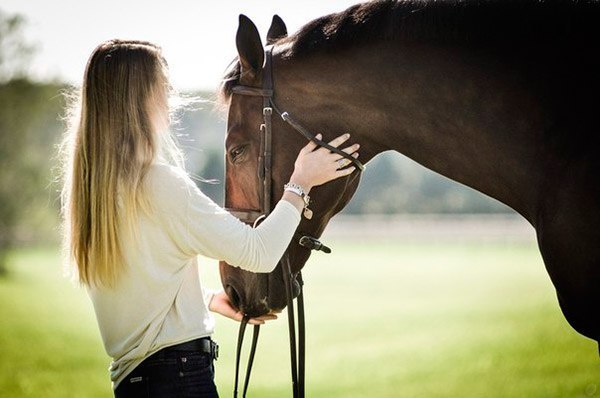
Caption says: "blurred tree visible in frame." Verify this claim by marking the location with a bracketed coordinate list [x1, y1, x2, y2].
[0, 10, 62, 276]
[0, 10, 34, 83]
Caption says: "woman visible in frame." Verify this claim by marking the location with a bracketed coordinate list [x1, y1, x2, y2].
[60, 39, 359, 397]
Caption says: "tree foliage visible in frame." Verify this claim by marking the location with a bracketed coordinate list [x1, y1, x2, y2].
[0, 10, 34, 83]
[0, 10, 63, 275]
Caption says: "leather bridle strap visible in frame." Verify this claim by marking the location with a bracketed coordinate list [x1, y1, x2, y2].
[231, 86, 273, 97]
[297, 272, 306, 397]
[271, 104, 365, 172]
[233, 317, 247, 398]
[283, 257, 303, 398]
[234, 317, 260, 398]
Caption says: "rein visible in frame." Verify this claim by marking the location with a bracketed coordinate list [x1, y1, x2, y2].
[226, 46, 363, 397]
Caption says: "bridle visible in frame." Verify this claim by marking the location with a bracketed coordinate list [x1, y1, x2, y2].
[225, 46, 365, 398]
[226, 46, 365, 398]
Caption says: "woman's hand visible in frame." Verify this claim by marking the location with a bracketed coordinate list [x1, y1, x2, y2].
[208, 290, 277, 325]
[289, 133, 360, 193]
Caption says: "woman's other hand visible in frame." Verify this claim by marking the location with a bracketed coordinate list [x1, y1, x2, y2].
[208, 290, 277, 325]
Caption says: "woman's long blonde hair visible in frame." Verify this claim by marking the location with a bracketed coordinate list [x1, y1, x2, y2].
[61, 39, 184, 287]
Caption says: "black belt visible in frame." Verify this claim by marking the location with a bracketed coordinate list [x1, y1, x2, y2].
[160, 337, 219, 360]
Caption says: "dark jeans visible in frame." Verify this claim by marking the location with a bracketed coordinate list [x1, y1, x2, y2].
[114, 338, 219, 398]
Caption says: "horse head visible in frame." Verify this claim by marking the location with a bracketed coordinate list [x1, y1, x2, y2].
[218, 14, 362, 317]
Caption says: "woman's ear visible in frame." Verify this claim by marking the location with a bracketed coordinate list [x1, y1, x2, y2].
[267, 15, 287, 44]
[236, 14, 264, 84]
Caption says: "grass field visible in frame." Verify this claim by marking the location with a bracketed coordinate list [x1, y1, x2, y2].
[0, 241, 597, 397]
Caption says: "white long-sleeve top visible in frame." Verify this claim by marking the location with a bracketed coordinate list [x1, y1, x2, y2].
[87, 163, 301, 389]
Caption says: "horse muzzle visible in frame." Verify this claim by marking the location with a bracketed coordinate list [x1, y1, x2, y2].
[220, 260, 301, 317]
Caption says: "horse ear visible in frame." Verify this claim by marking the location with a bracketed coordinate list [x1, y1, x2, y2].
[266, 15, 287, 44]
[236, 14, 264, 82]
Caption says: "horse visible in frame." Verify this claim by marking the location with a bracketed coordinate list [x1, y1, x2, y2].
[217, 0, 600, 349]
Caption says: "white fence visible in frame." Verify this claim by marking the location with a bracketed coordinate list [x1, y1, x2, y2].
[322, 214, 536, 243]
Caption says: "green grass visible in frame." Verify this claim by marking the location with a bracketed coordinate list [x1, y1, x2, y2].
[1, 242, 597, 397]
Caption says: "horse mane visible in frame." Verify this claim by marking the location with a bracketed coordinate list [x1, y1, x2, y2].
[283, 0, 599, 56]
[219, 0, 599, 101]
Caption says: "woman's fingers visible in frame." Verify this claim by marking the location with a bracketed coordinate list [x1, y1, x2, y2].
[322, 135, 359, 168]
[230, 310, 244, 322]
[292, 132, 360, 188]
[247, 314, 277, 325]
[336, 166, 357, 176]
[336, 152, 360, 169]
[254, 314, 278, 321]
[324, 133, 351, 149]
[305, 133, 353, 152]
[341, 143, 360, 155]
[301, 133, 322, 153]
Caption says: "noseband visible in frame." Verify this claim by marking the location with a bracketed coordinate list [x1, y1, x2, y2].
[226, 46, 364, 398]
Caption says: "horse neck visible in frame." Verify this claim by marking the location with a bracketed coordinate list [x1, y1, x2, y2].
[275, 42, 546, 224]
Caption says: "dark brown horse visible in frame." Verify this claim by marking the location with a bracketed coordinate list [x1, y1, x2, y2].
[218, 0, 600, 346]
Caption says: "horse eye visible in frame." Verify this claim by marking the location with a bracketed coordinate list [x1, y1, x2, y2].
[229, 145, 247, 163]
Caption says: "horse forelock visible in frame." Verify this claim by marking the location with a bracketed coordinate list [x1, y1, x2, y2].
[217, 58, 241, 111]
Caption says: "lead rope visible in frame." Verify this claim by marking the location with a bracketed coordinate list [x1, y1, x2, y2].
[233, 263, 305, 398]
[283, 257, 306, 398]
[234, 317, 247, 398]
[297, 272, 306, 398]
[234, 317, 261, 398]
[243, 324, 260, 397]
[283, 258, 299, 398]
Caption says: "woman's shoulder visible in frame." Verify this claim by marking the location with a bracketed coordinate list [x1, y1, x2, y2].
[145, 163, 197, 203]
[144, 162, 220, 219]
[147, 162, 191, 184]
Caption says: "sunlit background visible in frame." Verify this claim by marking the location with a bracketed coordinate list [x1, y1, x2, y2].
[1, 0, 362, 91]
[0, 1, 597, 397]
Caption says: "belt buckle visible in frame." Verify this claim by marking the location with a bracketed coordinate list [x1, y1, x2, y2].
[211, 341, 219, 360]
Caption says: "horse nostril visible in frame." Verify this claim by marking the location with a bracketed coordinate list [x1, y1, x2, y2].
[226, 284, 242, 311]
